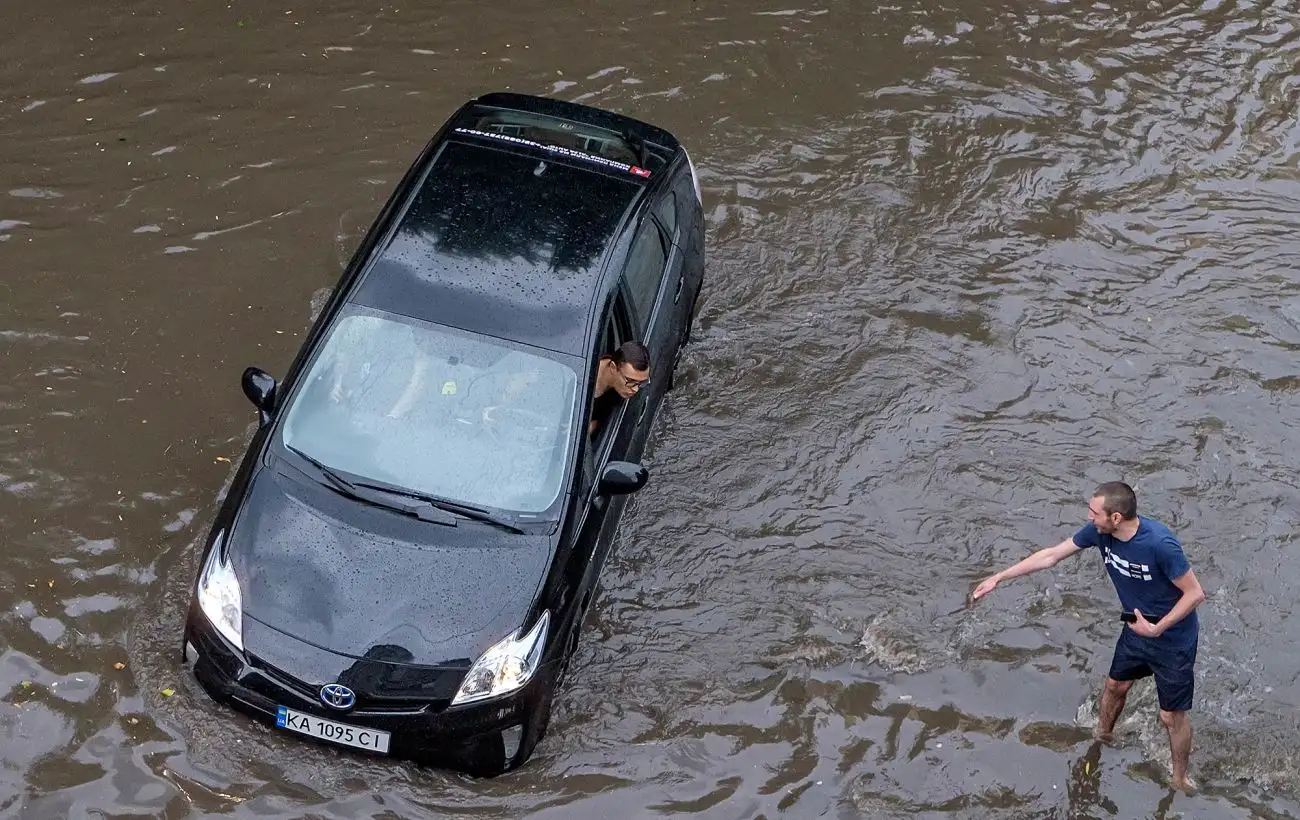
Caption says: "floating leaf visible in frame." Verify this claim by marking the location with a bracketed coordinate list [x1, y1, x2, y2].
[113, 662, 125, 670]
[161, 687, 175, 697]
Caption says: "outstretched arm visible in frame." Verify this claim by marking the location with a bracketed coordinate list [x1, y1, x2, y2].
[972, 538, 1084, 600]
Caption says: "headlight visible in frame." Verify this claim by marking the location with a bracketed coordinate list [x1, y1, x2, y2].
[452, 611, 549, 706]
[197, 532, 244, 651]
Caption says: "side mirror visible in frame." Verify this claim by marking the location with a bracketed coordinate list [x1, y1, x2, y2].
[598, 461, 649, 496]
[241, 367, 278, 425]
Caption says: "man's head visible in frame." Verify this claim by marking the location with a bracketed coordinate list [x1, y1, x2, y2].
[1088, 481, 1138, 535]
[600, 341, 651, 398]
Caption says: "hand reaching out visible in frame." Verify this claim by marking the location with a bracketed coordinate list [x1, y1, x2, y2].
[971, 574, 1000, 601]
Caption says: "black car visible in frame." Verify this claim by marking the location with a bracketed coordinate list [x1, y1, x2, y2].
[181, 92, 704, 775]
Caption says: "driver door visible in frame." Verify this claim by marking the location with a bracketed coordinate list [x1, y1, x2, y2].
[574, 292, 637, 595]
[620, 200, 679, 461]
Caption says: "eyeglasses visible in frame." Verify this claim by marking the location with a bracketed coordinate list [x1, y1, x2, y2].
[617, 366, 650, 390]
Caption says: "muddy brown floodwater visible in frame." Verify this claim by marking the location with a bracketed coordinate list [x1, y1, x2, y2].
[4, 0, 1300, 817]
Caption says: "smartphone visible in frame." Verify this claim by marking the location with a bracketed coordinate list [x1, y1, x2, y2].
[1120, 612, 1137, 623]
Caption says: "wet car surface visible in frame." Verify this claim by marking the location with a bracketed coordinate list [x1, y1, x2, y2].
[182, 93, 705, 775]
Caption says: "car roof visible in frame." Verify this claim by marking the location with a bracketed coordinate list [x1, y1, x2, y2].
[349, 95, 683, 357]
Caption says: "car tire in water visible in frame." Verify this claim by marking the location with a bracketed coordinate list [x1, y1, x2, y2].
[667, 289, 700, 392]
[684, 288, 701, 346]
[459, 670, 557, 778]
[516, 671, 556, 762]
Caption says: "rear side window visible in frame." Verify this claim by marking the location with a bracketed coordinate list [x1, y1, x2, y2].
[653, 192, 677, 239]
[623, 223, 667, 332]
[463, 108, 670, 173]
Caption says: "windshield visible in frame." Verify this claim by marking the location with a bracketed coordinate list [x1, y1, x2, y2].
[280, 308, 579, 515]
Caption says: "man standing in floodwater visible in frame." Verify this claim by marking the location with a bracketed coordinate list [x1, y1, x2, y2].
[971, 482, 1206, 792]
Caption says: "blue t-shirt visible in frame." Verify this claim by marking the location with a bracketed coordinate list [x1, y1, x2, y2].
[1073, 518, 1198, 646]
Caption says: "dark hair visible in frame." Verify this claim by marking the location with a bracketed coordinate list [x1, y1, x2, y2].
[603, 341, 650, 372]
[1093, 481, 1137, 520]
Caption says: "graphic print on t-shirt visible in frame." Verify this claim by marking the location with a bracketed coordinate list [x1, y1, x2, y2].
[1072, 517, 1198, 648]
[1103, 546, 1152, 582]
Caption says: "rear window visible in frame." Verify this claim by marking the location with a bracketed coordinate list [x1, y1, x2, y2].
[459, 108, 671, 175]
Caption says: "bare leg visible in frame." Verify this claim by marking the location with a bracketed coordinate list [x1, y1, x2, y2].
[1160, 709, 1194, 791]
[1097, 677, 1132, 740]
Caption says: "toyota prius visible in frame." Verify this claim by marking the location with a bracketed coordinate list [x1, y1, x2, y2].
[181, 92, 705, 775]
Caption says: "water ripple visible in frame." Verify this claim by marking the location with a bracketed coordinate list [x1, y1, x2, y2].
[2, 0, 1300, 816]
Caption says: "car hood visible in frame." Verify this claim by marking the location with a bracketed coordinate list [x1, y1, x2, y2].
[225, 461, 553, 667]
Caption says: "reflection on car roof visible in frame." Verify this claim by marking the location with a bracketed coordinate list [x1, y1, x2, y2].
[352, 140, 641, 356]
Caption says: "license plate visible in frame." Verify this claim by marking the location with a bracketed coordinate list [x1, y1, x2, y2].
[275, 705, 390, 753]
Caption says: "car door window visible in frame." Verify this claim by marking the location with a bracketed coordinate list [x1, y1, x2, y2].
[590, 325, 627, 451]
[583, 294, 634, 490]
[623, 221, 667, 335]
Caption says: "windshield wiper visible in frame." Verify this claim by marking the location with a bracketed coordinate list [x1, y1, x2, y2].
[350, 479, 526, 535]
[287, 447, 460, 526]
[288, 447, 359, 495]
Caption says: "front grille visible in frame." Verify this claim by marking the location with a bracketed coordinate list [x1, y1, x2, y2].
[247, 655, 319, 701]
[244, 652, 454, 713]
[355, 700, 435, 715]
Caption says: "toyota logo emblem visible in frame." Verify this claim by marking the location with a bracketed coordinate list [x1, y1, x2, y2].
[320, 683, 356, 710]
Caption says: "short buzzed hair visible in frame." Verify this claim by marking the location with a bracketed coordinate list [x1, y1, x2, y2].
[1093, 481, 1137, 520]
[604, 341, 650, 372]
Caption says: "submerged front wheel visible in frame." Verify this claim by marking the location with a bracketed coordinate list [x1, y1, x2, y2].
[458, 674, 557, 777]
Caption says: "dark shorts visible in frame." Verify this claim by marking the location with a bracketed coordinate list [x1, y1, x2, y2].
[1109, 628, 1198, 712]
